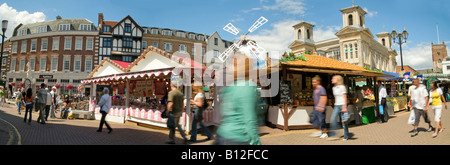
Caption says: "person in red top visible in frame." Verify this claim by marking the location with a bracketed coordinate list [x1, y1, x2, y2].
[23, 88, 33, 124]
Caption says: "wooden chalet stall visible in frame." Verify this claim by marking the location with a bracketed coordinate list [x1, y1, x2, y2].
[82, 46, 215, 132]
[263, 55, 393, 131]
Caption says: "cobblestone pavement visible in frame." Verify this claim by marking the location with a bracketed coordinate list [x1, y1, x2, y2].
[1, 102, 449, 145]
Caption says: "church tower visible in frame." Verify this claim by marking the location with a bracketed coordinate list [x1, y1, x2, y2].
[293, 21, 315, 42]
[340, 5, 367, 28]
[432, 41, 448, 73]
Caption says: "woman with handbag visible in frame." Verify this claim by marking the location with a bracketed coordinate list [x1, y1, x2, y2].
[189, 86, 213, 142]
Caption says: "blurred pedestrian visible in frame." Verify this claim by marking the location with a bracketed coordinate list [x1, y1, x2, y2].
[37, 83, 48, 124]
[97, 87, 112, 133]
[49, 87, 57, 118]
[377, 80, 388, 123]
[189, 86, 213, 142]
[309, 76, 329, 139]
[166, 82, 188, 144]
[411, 79, 433, 137]
[328, 75, 349, 141]
[15, 88, 23, 115]
[0, 86, 5, 107]
[44, 88, 52, 121]
[23, 88, 33, 124]
[429, 81, 446, 138]
[354, 86, 364, 125]
[215, 52, 260, 145]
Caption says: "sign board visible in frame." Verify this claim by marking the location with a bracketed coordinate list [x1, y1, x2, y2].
[39, 75, 53, 79]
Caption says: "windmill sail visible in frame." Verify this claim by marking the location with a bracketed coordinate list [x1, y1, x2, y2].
[218, 40, 241, 62]
[223, 23, 240, 36]
[248, 16, 268, 33]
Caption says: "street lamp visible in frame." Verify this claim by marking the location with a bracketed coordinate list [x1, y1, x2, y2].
[1, 20, 8, 90]
[390, 27, 408, 71]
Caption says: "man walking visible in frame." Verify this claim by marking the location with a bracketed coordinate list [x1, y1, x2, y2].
[309, 76, 328, 139]
[166, 83, 188, 144]
[411, 79, 434, 137]
[377, 80, 388, 123]
[36, 83, 48, 124]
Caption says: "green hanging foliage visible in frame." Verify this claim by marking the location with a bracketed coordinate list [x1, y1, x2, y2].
[280, 52, 308, 63]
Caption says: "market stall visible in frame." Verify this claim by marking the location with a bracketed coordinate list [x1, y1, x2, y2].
[263, 54, 393, 131]
[82, 46, 215, 132]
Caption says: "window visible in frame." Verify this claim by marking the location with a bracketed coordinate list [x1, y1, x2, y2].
[10, 59, 16, 72]
[86, 38, 93, 50]
[79, 24, 91, 31]
[152, 29, 158, 34]
[63, 56, 70, 71]
[103, 38, 112, 47]
[164, 43, 172, 52]
[189, 34, 196, 39]
[51, 56, 58, 71]
[348, 15, 353, 26]
[152, 42, 158, 48]
[37, 26, 47, 33]
[163, 30, 172, 36]
[59, 24, 70, 31]
[355, 43, 358, 58]
[202, 47, 205, 56]
[437, 52, 441, 55]
[40, 57, 47, 71]
[177, 32, 185, 38]
[307, 29, 310, 39]
[41, 39, 48, 51]
[52, 38, 59, 50]
[103, 25, 111, 33]
[350, 44, 353, 59]
[192, 46, 196, 55]
[123, 37, 133, 48]
[19, 58, 25, 71]
[64, 38, 72, 50]
[382, 39, 386, 46]
[142, 41, 147, 49]
[179, 44, 186, 52]
[298, 30, 301, 39]
[124, 23, 132, 33]
[29, 58, 35, 71]
[85, 58, 92, 72]
[12, 42, 17, 53]
[214, 38, 218, 46]
[19, 29, 28, 36]
[74, 57, 81, 71]
[123, 56, 132, 62]
[213, 50, 219, 58]
[2, 58, 5, 66]
[31, 40, 37, 52]
[75, 38, 83, 50]
[21, 40, 27, 53]
[345, 45, 348, 59]
[360, 16, 363, 26]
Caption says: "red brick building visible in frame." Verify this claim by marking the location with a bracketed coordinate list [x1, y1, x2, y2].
[8, 16, 98, 94]
[396, 65, 417, 76]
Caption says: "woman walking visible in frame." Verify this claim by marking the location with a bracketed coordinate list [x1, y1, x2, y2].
[189, 86, 213, 142]
[23, 88, 33, 124]
[97, 88, 112, 133]
[328, 75, 350, 141]
[429, 81, 446, 138]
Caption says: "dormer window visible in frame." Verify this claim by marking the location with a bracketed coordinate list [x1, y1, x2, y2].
[103, 25, 111, 32]
[163, 30, 172, 36]
[124, 23, 132, 33]
[37, 26, 47, 33]
[19, 29, 28, 36]
[79, 24, 92, 31]
[59, 24, 70, 31]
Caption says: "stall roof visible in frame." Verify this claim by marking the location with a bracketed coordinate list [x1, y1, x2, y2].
[266, 55, 394, 77]
[88, 58, 131, 78]
[380, 71, 400, 80]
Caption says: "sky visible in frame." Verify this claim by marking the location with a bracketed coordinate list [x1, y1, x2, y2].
[1, 0, 450, 70]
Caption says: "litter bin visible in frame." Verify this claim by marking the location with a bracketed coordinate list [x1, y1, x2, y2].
[361, 106, 376, 124]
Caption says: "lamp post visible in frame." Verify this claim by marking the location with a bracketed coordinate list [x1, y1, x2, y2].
[390, 27, 408, 71]
[390, 27, 408, 95]
[1, 20, 8, 90]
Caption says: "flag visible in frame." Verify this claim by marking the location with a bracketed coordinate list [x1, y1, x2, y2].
[403, 72, 411, 81]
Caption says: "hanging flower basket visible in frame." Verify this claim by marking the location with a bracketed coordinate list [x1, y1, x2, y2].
[10, 82, 15, 86]
[54, 84, 61, 89]
[18, 82, 24, 88]
[67, 84, 74, 89]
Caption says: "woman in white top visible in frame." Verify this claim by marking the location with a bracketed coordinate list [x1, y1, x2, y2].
[329, 75, 349, 141]
[189, 87, 213, 142]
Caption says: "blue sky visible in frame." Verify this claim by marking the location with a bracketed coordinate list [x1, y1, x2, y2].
[1, 0, 450, 69]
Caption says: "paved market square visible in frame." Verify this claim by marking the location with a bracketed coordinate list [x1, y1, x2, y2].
[1, 101, 449, 145]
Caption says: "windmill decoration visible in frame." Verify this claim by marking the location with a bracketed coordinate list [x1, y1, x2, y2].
[219, 16, 269, 67]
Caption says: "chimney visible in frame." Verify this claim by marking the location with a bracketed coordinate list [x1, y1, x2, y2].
[98, 13, 104, 26]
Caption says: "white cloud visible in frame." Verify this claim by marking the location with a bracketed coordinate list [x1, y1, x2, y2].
[363, 7, 378, 18]
[397, 42, 433, 70]
[314, 25, 340, 42]
[262, 0, 305, 15]
[0, 3, 46, 38]
[246, 19, 298, 54]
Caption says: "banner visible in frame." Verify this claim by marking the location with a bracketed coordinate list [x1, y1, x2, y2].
[403, 72, 411, 81]
[135, 80, 154, 97]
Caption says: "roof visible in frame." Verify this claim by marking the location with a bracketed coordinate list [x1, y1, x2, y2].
[103, 21, 118, 28]
[13, 18, 96, 37]
[266, 55, 391, 77]
[111, 60, 131, 69]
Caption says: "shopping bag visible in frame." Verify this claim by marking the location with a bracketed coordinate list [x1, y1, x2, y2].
[407, 110, 415, 125]
[379, 104, 384, 115]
